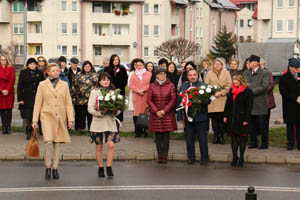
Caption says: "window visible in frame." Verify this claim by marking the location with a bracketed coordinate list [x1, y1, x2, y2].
[276, 20, 283, 32]
[277, 0, 283, 8]
[289, 0, 294, 7]
[72, 23, 78, 34]
[92, 2, 111, 13]
[247, 36, 252, 42]
[200, 27, 203, 38]
[288, 20, 294, 32]
[248, 19, 253, 28]
[35, 45, 43, 55]
[35, 23, 42, 33]
[13, 24, 24, 34]
[154, 4, 159, 14]
[72, 1, 77, 11]
[94, 46, 102, 56]
[14, 45, 24, 55]
[112, 24, 129, 35]
[13, 1, 24, 12]
[154, 25, 159, 36]
[144, 25, 149, 36]
[154, 48, 158, 57]
[144, 47, 149, 57]
[199, 8, 202, 17]
[240, 19, 244, 28]
[240, 36, 244, 42]
[62, 45, 67, 56]
[72, 46, 77, 56]
[196, 27, 200, 38]
[144, 3, 149, 14]
[114, 48, 122, 56]
[93, 24, 102, 34]
[62, 23, 67, 34]
[27, 0, 41, 11]
[61, 1, 67, 11]
[113, 25, 121, 35]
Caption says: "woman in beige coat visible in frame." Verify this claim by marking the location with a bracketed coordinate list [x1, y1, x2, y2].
[88, 72, 120, 178]
[205, 58, 232, 144]
[32, 63, 74, 180]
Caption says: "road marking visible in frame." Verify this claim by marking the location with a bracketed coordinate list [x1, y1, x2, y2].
[1, 185, 300, 193]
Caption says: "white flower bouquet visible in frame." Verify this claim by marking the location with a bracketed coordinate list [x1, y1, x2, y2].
[96, 88, 127, 112]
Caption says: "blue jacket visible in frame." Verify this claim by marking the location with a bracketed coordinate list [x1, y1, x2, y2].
[177, 81, 211, 122]
[59, 69, 70, 87]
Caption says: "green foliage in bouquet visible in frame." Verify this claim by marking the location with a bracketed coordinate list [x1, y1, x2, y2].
[96, 89, 127, 112]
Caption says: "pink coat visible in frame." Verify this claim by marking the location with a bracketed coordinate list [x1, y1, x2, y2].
[129, 71, 152, 116]
[0, 65, 15, 109]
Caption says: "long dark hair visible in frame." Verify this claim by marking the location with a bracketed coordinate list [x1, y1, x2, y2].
[145, 62, 155, 72]
[98, 72, 115, 90]
[109, 54, 121, 68]
[242, 58, 249, 72]
[184, 61, 197, 71]
[82, 60, 95, 74]
[130, 58, 139, 72]
[167, 62, 178, 74]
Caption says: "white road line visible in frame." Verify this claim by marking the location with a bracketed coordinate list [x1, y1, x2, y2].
[0, 185, 300, 193]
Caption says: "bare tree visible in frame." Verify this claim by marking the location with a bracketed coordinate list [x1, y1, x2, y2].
[157, 37, 200, 63]
[0, 43, 17, 65]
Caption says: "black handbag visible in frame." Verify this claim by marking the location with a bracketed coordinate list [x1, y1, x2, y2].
[135, 111, 149, 129]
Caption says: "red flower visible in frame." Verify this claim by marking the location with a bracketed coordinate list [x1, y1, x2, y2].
[187, 89, 191, 94]
[194, 91, 199, 95]
[188, 102, 192, 107]
[179, 93, 184, 98]
[189, 94, 193, 99]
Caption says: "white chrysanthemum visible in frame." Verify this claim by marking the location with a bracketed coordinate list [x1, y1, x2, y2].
[118, 95, 123, 99]
[200, 85, 206, 89]
[104, 96, 110, 101]
[207, 85, 213, 88]
[111, 95, 116, 101]
[214, 85, 218, 89]
[199, 90, 204, 94]
[206, 88, 212, 93]
[99, 96, 104, 101]
[125, 99, 129, 104]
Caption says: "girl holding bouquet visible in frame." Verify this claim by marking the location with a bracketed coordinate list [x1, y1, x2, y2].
[88, 72, 120, 178]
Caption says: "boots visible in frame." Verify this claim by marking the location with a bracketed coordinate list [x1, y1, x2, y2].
[2, 126, 6, 134]
[212, 134, 218, 144]
[106, 166, 114, 177]
[26, 126, 32, 140]
[98, 167, 105, 177]
[219, 133, 224, 144]
[45, 168, 51, 180]
[6, 126, 11, 134]
[231, 157, 238, 167]
[52, 169, 59, 179]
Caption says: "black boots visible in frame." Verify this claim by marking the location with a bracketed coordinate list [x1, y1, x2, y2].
[106, 166, 114, 177]
[26, 126, 32, 140]
[231, 157, 238, 167]
[52, 169, 59, 179]
[45, 168, 51, 180]
[212, 134, 218, 144]
[2, 126, 11, 134]
[213, 133, 224, 144]
[98, 167, 105, 177]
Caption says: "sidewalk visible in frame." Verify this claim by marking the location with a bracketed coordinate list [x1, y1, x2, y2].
[1, 133, 300, 165]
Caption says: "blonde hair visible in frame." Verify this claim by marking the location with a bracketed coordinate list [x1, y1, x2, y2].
[46, 62, 59, 71]
[201, 58, 212, 70]
[229, 58, 240, 66]
[0, 55, 11, 66]
[233, 72, 248, 87]
[37, 56, 48, 66]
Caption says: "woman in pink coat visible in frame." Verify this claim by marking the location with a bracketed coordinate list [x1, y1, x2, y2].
[129, 59, 152, 138]
[0, 55, 15, 134]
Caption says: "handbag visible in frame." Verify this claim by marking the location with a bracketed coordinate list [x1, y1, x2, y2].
[25, 128, 40, 157]
[135, 110, 149, 129]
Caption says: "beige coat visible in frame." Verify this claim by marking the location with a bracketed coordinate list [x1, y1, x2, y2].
[32, 79, 74, 143]
[88, 88, 118, 133]
[205, 68, 232, 113]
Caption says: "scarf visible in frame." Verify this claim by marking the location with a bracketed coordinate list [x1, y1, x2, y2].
[156, 79, 167, 85]
[231, 83, 246, 101]
[135, 68, 146, 80]
[49, 77, 59, 88]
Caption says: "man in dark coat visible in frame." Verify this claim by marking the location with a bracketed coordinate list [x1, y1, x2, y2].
[177, 69, 211, 165]
[279, 58, 300, 150]
[244, 55, 269, 149]
[67, 57, 81, 88]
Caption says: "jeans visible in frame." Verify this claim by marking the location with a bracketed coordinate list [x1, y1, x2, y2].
[184, 121, 209, 161]
[286, 123, 300, 147]
[250, 115, 268, 147]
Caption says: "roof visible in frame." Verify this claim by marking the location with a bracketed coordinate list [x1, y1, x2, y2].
[230, 0, 257, 5]
[205, 0, 239, 10]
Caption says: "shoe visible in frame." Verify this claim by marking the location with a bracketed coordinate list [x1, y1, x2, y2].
[212, 135, 218, 144]
[45, 168, 51, 180]
[157, 156, 163, 163]
[248, 144, 258, 149]
[219, 135, 224, 144]
[2, 126, 8, 134]
[52, 169, 59, 179]
[143, 132, 149, 138]
[188, 159, 195, 164]
[200, 160, 208, 165]
[231, 158, 238, 167]
[98, 167, 105, 177]
[106, 166, 114, 177]
[134, 133, 141, 138]
[259, 145, 268, 150]
[287, 145, 294, 150]
[162, 156, 168, 164]
[238, 158, 244, 167]
[6, 126, 11, 134]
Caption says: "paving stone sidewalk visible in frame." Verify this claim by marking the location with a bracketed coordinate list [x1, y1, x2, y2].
[1, 133, 300, 165]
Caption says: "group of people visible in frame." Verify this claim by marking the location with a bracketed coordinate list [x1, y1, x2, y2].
[0, 51, 299, 179]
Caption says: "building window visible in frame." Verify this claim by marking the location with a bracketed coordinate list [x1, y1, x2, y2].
[92, 2, 111, 13]
[154, 4, 159, 14]
[114, 48, 122, 56]
[14, 45, 24, 56]
[277, 0, 283, 8]
[93, 24, 102, 34]
[144, 3, 149, 14]
[248, 19, 253, 28]
[112, 24, 129, 35]
[144, 47, 149, 57]
[289, 0, 294, 7]
[72, 46, 77, 56]
[240, 36, 244, 42]
[196, 27, 200, 38]
[154, 48, 158, 57]
[62, 23, 67, 34]
[94, 46, 102, 56]
[113, 25, 121, 35]
[27, 1, 41, 11]
[240, 19, 244, 28]
[154, 25, 159, 36]
[62, 45, 67, 56]
[72, 23, 78, 34]
[35, 45, 43, 55]
[35, 23, 42, 33]
[72, 1, 77, 11]
[200, 27, 203, 38]
[13, 24, 24, 34]
[288, 20, 294, 32]
[61, 1, 67, 11]
[144, 25, 149, 36]
[276, 20, 283, 32]
[13, 1, 24, 12]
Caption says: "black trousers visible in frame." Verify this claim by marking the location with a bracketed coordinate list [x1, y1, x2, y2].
[231, 134, 248, 160]
[155, 132, 170, 157]
[286, 123, 300, 147]
[0, 109, 12, 127]
[74, 105, 81, 130]
[76, 105, 92, 131]
[210, 112, 224, 137]
[250, 115, 268, 147]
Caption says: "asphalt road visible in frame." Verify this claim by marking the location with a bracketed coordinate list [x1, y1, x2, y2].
[1, 161, 300, 200]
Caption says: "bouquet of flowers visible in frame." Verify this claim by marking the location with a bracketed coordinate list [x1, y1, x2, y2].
[96, 89, 127, 112]
[178, 84, 224, 120]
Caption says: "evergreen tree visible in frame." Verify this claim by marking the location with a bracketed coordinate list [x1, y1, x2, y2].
[210, 26, 236, 63]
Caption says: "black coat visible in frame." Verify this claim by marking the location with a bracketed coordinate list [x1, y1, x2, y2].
[167, 72, 180, 93]
[17, 68, 45, 108]
[106, 66, 128, 96]
[67, 67, 81, 88]
[224, 87, 253, 135]
[279, 69, 300, 124]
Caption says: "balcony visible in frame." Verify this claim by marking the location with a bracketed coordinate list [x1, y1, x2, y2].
[91, 34, 131, 46]
[27, 33, 43, 43]
[27, 11, 42, 22]
[0, 1, 10, 23]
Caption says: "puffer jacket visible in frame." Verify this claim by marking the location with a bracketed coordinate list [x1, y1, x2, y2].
[147, 79, 177, 133]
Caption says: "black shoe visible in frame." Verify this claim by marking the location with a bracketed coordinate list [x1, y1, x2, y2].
[231, 158, 238, 167]
[200, 160, 208, 165]
[52, 169, 59, 179]
[98, 167, 105, 177]
[212, 136, 218, 144]
[6, 126, 11, 134]
[188, 159, 195, 164]
[248, 144, 258, 149]
[219, 136, 224, 144]
[238, 158, 244, 167]
[106, 166, 114, 177]
[287, 145, 294, 150]
[45, 168, 51, 180]
[2, 126, 8, 134]
[134, 133, 142, 138]
[259, 145, 268, 150]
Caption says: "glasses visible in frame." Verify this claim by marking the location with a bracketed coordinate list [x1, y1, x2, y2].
[38, 60, 46, 62]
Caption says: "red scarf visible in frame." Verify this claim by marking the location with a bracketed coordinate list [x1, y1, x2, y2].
[231, 83, 246, 101]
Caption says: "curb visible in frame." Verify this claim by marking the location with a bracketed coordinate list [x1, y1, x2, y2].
[0, 153, 299, 165]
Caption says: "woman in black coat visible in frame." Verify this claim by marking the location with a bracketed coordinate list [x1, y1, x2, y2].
[167, 62, 180, 93]
[224, 71, 253, 167]
[106, 54, 128, 122]
[17, 58, 44, 140]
